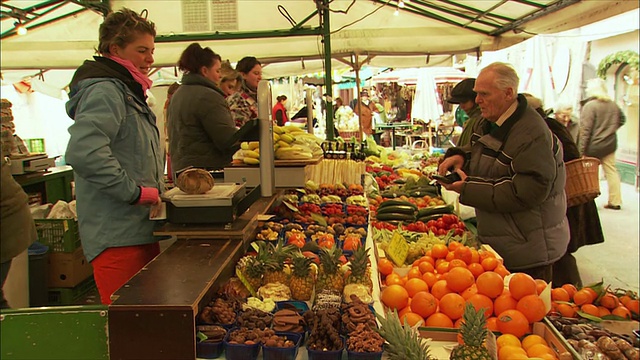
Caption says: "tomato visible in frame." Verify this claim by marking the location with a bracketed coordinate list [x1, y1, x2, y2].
[342, 235, 361, 251]
[429, 226, 438, 234]
[437, 228, 448, 236]
[436, 220, 446, 229]
[415, 221, 427, 233]
[302, 251, 320, 264]
[427, 220, 437, 228]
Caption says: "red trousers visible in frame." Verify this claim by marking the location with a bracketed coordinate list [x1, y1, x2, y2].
[91, 242, 160, 305]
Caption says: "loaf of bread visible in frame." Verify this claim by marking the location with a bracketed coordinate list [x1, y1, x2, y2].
[176, 168, 214, 194]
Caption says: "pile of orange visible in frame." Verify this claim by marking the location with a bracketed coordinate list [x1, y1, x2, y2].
[550, 284, 639, 320]
[378, 241, 551, 337]
[496, 333, 559, 360]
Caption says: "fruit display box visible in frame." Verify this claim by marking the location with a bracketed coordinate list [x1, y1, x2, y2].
[418, 321, 575, 360]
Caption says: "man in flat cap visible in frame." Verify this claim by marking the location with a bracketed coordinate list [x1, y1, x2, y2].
[448, 78, 481, 146]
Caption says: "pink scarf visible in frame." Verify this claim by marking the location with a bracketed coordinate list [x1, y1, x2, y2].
[106, 55, 153, 93]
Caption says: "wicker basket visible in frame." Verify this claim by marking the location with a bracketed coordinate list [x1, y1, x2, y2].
[565, 157, 601, 207]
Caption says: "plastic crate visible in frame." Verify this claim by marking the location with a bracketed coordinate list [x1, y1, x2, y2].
[34, 218, 81, 253]
[48, 276, 96, 306]
[25, 138, 46, 153]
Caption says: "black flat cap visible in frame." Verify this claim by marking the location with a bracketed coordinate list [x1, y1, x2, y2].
[447, 78, 477, 104]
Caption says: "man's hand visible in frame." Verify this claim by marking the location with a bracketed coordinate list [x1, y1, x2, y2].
[438, 154, 465, 175]
[440, 168, 467, 194]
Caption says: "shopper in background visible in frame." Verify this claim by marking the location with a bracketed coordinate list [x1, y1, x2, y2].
[164, 82, 181, 182]
[447, 78, 482, 147]
[64, 8, 164, 305]
[227, 56, 262, 127]
[437, 62, 569, 282]
[1, 154, 37, 309]
[554, 102, 579, 142]
[219, 60, 241, 97]
[579, 78, 626, 210]
[353, 91, 377, 138]
[272, 95, 289, 126]
[524, 94, 605, 287]
[168, 43, 238, 173]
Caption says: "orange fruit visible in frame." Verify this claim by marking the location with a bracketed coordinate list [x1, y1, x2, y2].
[612, 305, 632, 319]
[448, 259, 468, 271]
[477, 271, 505, 299]
[446, 251, 456, 261]
[425, 312, 454, 328]
[556, 303, 577, 318]
[386, 273, 404, 286]
[467, 293, 494, 319]
[561, 284, 578, 299]
[508, 273, 538, 300]
[627, 299, 639, 315]
[381, 284, 409, 310]
[599, 292, 620, 310]
[496, 333, 522, 348]
[398, 306, 412, 319]
[400, 312, 425, 327]
[404, 278, 429, 297]
[494, 293, 519, 317]
[439, 293, 466, 320]
[497, 309, 530, 338]
[411, 291, 438, 318]
[461, 284, 478, 300]
[516, 294, 547, 322]
[494, 264, 511, 278]
[378, 258, 394, 276]
[454, 317, 464, 329]
[551, 288, 570, 302]
[421, 255, 435, 266]
[583, 287, 598, 302]
[470, 249, 480, 264]
[486, 317, 499, 332]
[481, 257, 499, 271]
[407, 267, 422, 279]
[573, 289, 594, 305]
[478, 249, 496, 262]
[446, 267, 475, 293]
[498, 345, 527, 360]
[431, 244, 448, 259]
[418, 261, 435, 275]
[527, 343, 554, 358]
[448, 240, 462, 252]
[431, 279, 452, 300]
[536, 353, 558, 360]
[535, 279, 548, 295]
[597, 306, 611, 317]
[422, 272, 438, 288]
[619, 294, 633, 307]
[436, 261, 450, 274]
[468, 263, 485, 278]
[580, 304, 600, 317]
[454, 245, 473, 264]
[521, 334, 547, 351]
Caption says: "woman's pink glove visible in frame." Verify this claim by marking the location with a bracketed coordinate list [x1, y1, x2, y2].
[137, 186, 160, 205]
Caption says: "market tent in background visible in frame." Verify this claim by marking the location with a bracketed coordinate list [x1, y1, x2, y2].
[1, 0, 637, 79]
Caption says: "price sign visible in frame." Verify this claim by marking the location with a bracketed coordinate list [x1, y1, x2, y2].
[387, 231, 409, 267]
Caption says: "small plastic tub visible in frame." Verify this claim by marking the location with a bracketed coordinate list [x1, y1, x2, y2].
[223, 330, 260, 360]
[195, 340, 224, 359]
[262, 332, 302, 360]
[307, 337, 345, 360]
[347, 348, 384, 360]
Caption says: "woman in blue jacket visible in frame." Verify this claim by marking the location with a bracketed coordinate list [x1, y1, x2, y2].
[65, 8, 164, 305]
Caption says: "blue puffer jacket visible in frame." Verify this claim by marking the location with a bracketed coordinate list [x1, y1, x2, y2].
[65, 57, 163, 262]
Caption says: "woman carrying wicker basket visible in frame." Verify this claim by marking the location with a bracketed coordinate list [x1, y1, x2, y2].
[525, 94, 605, 287]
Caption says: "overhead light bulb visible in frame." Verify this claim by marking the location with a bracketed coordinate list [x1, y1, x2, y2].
[394, 8, 399, 16]
[399, 0, 405, 8]
[14, 21, 27, 35]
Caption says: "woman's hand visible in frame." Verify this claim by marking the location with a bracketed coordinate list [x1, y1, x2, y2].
[149, 198, 163, 218]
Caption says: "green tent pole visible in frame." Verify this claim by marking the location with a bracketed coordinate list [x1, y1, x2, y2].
[321, 0, 334, 140]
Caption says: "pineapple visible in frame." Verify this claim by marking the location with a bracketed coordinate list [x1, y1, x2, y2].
[376, 309, 433, 360]
[316, 247, 345, 293]
[345, 246, 373, 292]
[450, 303, 492, 360]
[262, 240, 296, 286]
[236, 255, 264, 293]
[290, 254, 315, 300]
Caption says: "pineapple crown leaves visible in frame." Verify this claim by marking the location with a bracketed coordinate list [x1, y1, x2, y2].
[459, 302, 488, 347]
[291, 253, 313, 277]
[376, 309, 432, 360]
[263, 240, 297, 271]
[348, 245, 370, 277]
[237, 254, 265, 278]
[318, 246, 343, 275]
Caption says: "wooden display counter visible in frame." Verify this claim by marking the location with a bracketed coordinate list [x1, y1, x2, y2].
[14, 165, 74, 204]
[109, 192, 281, 360]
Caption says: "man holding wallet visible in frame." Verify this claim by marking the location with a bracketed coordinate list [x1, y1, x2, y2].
[437, 62, 569, 282]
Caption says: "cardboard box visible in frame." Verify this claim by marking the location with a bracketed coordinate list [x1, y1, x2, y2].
[418, 321, 575, 360]
[48, 247, 93, 288]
